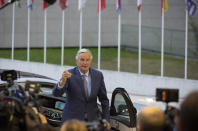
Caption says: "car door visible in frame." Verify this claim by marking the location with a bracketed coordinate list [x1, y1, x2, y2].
[110, 88, 137, 131]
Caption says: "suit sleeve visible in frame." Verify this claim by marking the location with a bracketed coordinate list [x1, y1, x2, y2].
[52, 78, 69, 97]
[98, 73, 110, 121]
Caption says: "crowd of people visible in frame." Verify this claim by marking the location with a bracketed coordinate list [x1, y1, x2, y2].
[1, 48, 198, 131]
[137, 91, 198, 131]
[53, 48, 198, 131]
[59, 90, 198, 131]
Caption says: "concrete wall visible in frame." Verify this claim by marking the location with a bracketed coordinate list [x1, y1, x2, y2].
[1, 0, 198, 57]
[122, 25, 198, 58]
[0, 0, 118, 48]
[0, 0, 198, 48]
[1, 58, 198, 98]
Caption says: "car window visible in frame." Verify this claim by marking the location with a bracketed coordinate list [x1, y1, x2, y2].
[114, 93, 129, 117]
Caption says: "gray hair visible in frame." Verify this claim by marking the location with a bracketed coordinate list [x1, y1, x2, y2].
[75, 48, 93, 60]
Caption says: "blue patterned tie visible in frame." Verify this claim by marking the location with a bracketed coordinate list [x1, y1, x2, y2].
[82, 75, 88, 98]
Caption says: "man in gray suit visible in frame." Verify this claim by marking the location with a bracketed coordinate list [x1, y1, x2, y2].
[52, 48, 109, 123]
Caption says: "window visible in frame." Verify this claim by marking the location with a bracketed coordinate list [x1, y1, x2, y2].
[114, 93, 129, 118]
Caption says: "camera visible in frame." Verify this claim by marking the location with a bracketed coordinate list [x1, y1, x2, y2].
[25, 81, 41, 95]
[0, 70, 43, 131]
[1, 70, 18, 81]
[85, 119, 110, 131]
[156, 88, 179, 131]
[156, 88, 179, 103]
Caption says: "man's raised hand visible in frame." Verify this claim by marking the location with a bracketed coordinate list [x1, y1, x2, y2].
[59, 70, 72, 87]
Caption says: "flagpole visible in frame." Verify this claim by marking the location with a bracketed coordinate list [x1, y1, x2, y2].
[61, 10, 65, 66]
[184, 10, 188, 79]
[44, 9, 47, 64]
[98, 0, 101, 70]
[27, 8, 30, 62]
[79, 10, 83, 49]
[138, 8, 142, 74]
[161, 1, 164, 77]
[11, 3, 15, 60]
[117, 13, 121, 72]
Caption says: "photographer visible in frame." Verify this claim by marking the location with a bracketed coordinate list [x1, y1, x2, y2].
[137, 106, 166, 131]
[177, 91, 198, 131]
[60, 119, 88, 131]
[0, 70, 56, 131]
[60, 119, 110, 131]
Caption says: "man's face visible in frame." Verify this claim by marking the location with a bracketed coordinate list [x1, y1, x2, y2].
[77, 52, 92, 74]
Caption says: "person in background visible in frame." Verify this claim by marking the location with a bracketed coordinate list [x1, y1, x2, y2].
[177, 91, 198, 131]
[60, 119, 87, 131]
[52, 48, 109, 123]
[137, 106, 166, 131]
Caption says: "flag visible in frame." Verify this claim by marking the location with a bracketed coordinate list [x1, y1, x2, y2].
[43, 0, 48, 10]
[185, 0, 197, 16]
[161, 0, 168, 15]
[164, 0, 168, 12]
[27, 0, 33, 10]
[78, 0, 87, 10]
[97, 0, 105, 12]
[116, 0, 121, 13]
[137, 0, 142, 12]
[59, 0, 68, 10]
[0, 0, 4, 6]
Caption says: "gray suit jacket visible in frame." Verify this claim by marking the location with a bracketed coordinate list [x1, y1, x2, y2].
[52, 67, 109, 123]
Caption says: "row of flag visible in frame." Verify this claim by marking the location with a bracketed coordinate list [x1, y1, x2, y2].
[0, 0, 21, 7]
[1, 0, 197, 75]
[0, 0, 197, 16]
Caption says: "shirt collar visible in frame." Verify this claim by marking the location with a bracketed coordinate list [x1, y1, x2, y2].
[78, 67, 89, 77]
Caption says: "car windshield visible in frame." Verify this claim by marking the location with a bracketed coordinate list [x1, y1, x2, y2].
[0, 69, 57, 95]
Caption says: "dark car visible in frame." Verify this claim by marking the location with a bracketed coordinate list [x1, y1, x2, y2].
[0, 69, 143, 131]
